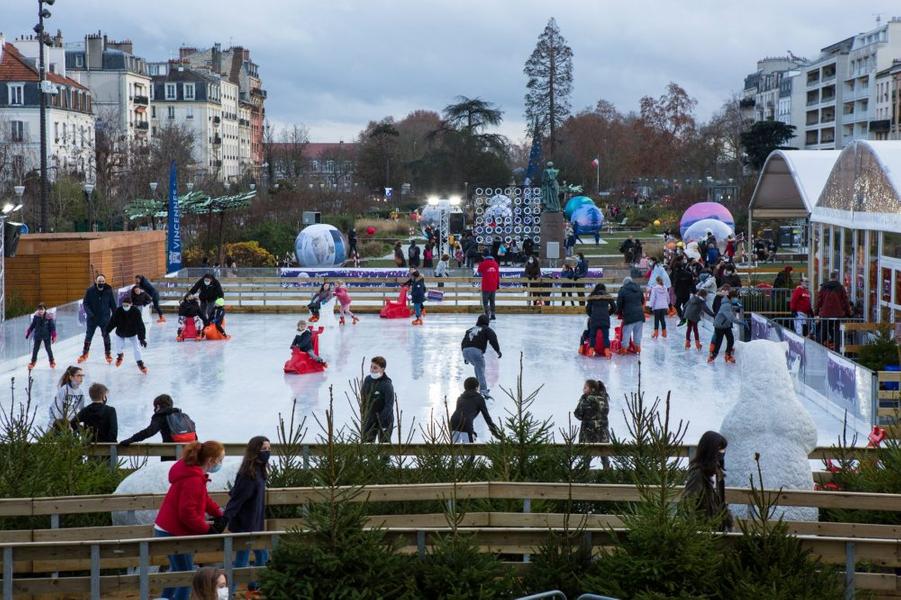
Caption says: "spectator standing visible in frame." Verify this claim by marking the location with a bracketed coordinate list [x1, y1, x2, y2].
[408, 239, 421, 268]
[789, 279, 813, 336]
[477, 254, 500, 319]
[815, 271, 852, 349]
[361, 357, 395, 443]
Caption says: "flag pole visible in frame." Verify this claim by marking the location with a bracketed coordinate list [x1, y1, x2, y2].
[595, 157, 600, 195]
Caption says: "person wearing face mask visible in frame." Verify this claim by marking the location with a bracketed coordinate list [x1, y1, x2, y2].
[224, 436, 271, 596]
[361, 356, 395, 443]
[154, 440, 227, 600]
[191, 567, 229, 600]
[71, 383, 117, 443]
[119, 394, 196, 461]
[105, 297, 148, 373]
[681, 430, 733, 531]
[187, 272, 224, 326]
[78, 274, 118, 364]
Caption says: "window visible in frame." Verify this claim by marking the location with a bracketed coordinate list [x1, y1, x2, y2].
[184, 83, 195, 100]
[8, 84, 24, 105]
[10, 121, 25, 143]
[151, 106, 156, 118]
[167, 106, 175, 119]
[186, 106, 194, 119]
[150, 85, 155, 100]
[54, 122, 60, 143]
[75, 55, 84, 67]
[165, 83, 177, 100]
[80, 126, 85, 147]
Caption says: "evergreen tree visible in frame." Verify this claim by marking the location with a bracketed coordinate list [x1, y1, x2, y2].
[524, 17, 574, 158]
[740, 120, 797, 171]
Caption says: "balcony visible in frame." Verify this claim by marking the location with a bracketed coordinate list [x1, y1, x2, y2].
[133, 95, 149, 106]
[212, 116, 221, 125]
[870, 119, 891, 133]
[135, 121, 149, 130]
[239, 118, 250, 126]
[251, 88, 267, 98]
[212, 135, 222, 145]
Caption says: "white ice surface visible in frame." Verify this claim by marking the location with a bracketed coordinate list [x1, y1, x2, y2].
[5, 313, 860, 447]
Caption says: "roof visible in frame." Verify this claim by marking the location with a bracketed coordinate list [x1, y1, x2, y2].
[748, 149, 841, 218]
[812, 140, 901, 233]
[0, 42, 88, 90]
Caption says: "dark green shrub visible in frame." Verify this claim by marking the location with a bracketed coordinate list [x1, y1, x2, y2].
[242, 221, 298, 257]
[856, 325, 900, 372]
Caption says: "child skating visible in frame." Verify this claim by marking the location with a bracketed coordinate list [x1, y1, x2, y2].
[291, 320, 326, 365]
[334, 281, 359, 325]
[408, 271, 427, 325]
[25, 303, 57, 370]
[708, 289, 743, 364]
[203, 297, 229, 339]
[176, 294, 203, 341]
[307, 282, 334, 323]
[105, 298, 148, 373]
[648, 275, 669, 339]
[683, 289, 714, 350]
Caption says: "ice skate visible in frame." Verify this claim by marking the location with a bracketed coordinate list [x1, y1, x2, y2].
[352, 316, 359, 324]
[49, 360, 56, 368]
[725, 352, 736, 364]
[156, 316, 167, 323]
[677, 318, 686, 326]
[339, 317, 346, 325]
[115, 353, 124, 367]
[661, 329, 667, 338]
[77, 352, 89, 364]
[602, 348, 612, 359]
[105, 354, 113, 364]
[652, 330, 658, 339]
[309, 315, 319, 323]
[685, 340, 691, 349]
[707, 354, 716, 364]
[137, 361, 148, 374]
[695, 341, 703, 351]
[27, 362, 35, 370]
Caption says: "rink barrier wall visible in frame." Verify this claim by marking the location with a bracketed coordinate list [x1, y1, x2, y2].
[0, 482, 899, 598]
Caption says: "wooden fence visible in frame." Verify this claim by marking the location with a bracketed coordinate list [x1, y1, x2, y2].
[1, 481, 899, 598]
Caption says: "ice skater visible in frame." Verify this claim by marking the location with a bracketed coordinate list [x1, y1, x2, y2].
[25, 303, 57, 370]
[408, 271, 426, 325]
[334, 281, 359, 325]
[584, 284, 616, 358]
[105, 297, 148, 373]
[307, 281, 334, 323]
[708, 289, 742, 364]
[616, 276, 645, 355]
[187, 272, 224, 326]
[449, 377, 501, 443]
[683, 289, 713, 350]
[460, 314, 502, 399]
[477, 253, 500, 320]
[291, 320, 326, 365]
[135, 275, 166, 323]
[176, 294, 203, 341]
[205, 297, 229, 339]
[648, 275, 670, 339]
[78, 274, 118, 364]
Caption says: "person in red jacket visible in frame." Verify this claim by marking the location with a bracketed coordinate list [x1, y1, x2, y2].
[477, 254, 500, 320]
[154, 440, 227, 600]
[815, 271, 851, 349]
[789, 279, 813, 336]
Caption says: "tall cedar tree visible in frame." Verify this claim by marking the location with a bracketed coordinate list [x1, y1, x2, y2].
[740, 120, 797, 171]
[524, 17, 574, 158]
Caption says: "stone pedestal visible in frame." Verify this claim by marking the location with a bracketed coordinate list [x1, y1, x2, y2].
[539, 211, 566, 267]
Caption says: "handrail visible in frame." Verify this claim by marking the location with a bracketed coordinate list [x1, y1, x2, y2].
[0, 481, 898, 519]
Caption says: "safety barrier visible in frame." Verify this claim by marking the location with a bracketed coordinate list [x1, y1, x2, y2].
[1, 482, 899, 598]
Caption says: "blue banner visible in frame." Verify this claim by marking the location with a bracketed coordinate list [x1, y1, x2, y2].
[166, 160, 182, 273]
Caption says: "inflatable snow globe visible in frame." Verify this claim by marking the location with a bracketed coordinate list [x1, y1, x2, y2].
[294, 224, 347, 267]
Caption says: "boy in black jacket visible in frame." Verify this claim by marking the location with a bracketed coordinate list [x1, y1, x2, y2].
[105, 298, 148, 373]
[460, 314, 502, 399]
[72, 383, 117, 443]
[26, 303, 57, 369]
[450, 377, 501, 443]
[291, 319, 325, 364]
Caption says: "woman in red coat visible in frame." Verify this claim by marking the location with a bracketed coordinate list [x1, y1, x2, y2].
[789, 279, 813, 336]
[154, 441, 227, 600]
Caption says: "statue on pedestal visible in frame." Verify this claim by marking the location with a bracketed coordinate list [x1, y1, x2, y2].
[540, 161, 561, 213]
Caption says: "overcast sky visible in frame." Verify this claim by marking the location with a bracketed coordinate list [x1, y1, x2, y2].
[5, 1, 900, 142]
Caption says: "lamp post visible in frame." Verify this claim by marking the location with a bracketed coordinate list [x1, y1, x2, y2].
[83, 182, 95, 232]
[149, 181, 158, 230]
[35, 0, 55, 233]
[1, 198, 25, 322]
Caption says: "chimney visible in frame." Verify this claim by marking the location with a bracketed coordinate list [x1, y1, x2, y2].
[108, 39, 134, 55]
[85, 33, 104, 70]
[0, 34, 5, 62]
[179, 46, 197, 60]
[53, 29, 63, 48]
[212, 42, 222, 74]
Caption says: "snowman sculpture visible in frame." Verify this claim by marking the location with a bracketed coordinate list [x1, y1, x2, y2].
[719, 339, 818, 522]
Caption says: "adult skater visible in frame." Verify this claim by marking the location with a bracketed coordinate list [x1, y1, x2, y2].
[105, 297, 148, 373]
[477, 253, 500, 319]
[585, 283, 616, 357]
[708, 289, 743, 364]
[672, 262, 695, 324]
[524, 254, 541, 306]
[361, 356, 395, 443]
[78, 274, 118, 364]
[187, 273, 224, 325]
[25, 303, 57, 370]
[119, 394, 196, 461]
[461, 314, 502, 399]
[135, 275, 166, 323]
[449, 377, 501, 443]
[616, 276, 645, 355]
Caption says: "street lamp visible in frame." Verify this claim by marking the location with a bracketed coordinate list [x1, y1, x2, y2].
[186, 182, 194, 192]
[149, 182, 158, 230]
[83, 182, 95, 232]
[35, 0, 55, 233]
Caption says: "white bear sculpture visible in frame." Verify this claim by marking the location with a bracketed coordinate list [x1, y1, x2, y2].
[111, 458, 240, 526]
[719, 339, 818, 522]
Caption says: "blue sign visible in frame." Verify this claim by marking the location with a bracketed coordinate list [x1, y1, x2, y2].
[166, 160, 182, 273]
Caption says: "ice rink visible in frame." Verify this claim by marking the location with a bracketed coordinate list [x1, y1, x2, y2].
[5, 313, 857, 445]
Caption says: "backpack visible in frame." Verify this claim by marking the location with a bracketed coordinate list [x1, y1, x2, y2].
[166, 411, 198, 443]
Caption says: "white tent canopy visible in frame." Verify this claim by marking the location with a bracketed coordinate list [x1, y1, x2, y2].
[748, 150, 841, 219]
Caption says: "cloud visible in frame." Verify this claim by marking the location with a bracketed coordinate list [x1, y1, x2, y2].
[5, 0, 898, 140]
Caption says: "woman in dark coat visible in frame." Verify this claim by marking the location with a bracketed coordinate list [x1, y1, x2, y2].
[225, 435, 271, 594]
[524, 255, 542, 306]
[682, 430, 733, 531]
[585, 283, 617, 356]
[574, 379, 611, 468]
